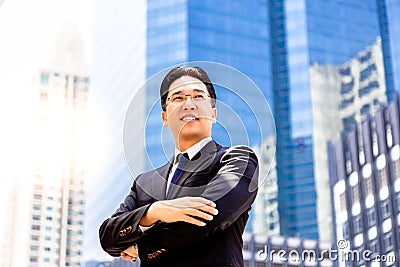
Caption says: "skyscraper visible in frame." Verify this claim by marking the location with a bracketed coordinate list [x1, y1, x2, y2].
[144, 0, 273, 168]
[1, 69, 88, 267]
[271, 0, 399, 241]
[0, 28, 88, 267]
[329, 97, 400, 267]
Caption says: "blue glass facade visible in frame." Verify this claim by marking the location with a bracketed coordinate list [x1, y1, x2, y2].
[378, 0, 400, 101]
[273, 0, 385, 240]
[145, 0, 272, 171]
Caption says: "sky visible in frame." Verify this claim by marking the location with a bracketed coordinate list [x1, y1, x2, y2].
[0, 0, 92, 260]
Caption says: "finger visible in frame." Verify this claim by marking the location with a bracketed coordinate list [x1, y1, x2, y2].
[185, 208, 214, 221]
[125, 246, 139, 257]
[194, 203, 219, 215]
[180, 214, 207, 226]
[121, 253, 130, 261]
[190, 197, 216, 207]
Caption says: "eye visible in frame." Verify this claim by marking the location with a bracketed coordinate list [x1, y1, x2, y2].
[193, 94, 205, 100]
[172, 95, 185, 102]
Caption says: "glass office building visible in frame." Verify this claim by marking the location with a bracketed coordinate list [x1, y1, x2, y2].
[271, 0, 400, 241]
[145, 0, 273, 169]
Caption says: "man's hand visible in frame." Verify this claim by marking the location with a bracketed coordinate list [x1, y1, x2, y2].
[121, 244, 139, 262]
[140, 197, 218, 227]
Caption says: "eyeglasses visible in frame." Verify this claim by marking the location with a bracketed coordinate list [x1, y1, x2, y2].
[166, 91, 211, 105]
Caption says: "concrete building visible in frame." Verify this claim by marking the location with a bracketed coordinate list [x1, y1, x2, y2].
[250, 136, 279, 236]
[329, 97, 400, 267]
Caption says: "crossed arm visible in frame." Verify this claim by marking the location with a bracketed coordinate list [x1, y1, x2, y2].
[99, 145, 258, 261]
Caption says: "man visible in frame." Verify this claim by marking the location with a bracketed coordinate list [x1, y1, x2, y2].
[99, 66, 259, 267]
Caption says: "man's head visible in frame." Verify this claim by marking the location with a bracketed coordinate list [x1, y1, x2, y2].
[160, 66, 216, 111]
[160, 66, 217, 151]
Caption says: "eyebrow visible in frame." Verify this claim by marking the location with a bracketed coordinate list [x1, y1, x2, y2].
[168, 88, 208, 97]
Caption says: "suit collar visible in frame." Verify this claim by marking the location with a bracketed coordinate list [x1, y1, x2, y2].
[166, 140, 221, 199]
[173, 137, 213, 161]
[151, 140, 221, 201]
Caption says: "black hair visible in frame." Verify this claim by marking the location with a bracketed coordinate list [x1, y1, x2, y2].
[160, 66, 216, 111]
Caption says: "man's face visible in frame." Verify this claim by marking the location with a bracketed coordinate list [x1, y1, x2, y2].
[162, 76, 217, 147]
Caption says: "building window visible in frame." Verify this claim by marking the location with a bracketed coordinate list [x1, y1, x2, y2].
[30, 246, 39, 252]
[32, 225, 40, 231]
[364, 177, 373, 195]
[366, 209, 376, 226]
[41, 73, 49, 85]
[46, 216, 52, 221]
[44, 257, 50, 263]
[353, 216, 362, 233]
[381, 200, 390, 219]
[369, 240, 378, 254]
[340, 193, 347, 211]
[378, 169, 388, 188]
[396, 194, 400, 211]
[383, 234, 393, 250]
[342, 222, 349, 239]
[352, 185, 359, 202]
[31, 235, 39, 241]
[32, 215, 40, 221]
[45, 236, 51, 241]
[29, 257, 38, 263]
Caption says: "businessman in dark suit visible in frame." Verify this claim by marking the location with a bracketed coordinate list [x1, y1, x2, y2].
[99, 66, 259, 267]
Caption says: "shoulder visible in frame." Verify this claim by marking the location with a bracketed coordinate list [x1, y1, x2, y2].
[219, 144, 258, 163]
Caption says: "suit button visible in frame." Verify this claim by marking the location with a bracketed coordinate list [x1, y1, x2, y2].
[160, 249, 166, 253]
[119, 230, 125, 237]
[148, 253, 153, 259]
[156, 250, 161, 254]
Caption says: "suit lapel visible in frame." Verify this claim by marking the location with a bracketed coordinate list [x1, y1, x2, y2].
[151, 159, 173, 201]
[167, 141, 220, 199]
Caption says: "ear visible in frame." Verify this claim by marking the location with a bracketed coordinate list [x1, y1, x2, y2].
[211, 108, 217, 123]
[162, 111, 168, 126]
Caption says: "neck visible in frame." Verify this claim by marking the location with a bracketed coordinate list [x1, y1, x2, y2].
[176, 136, 210, 152]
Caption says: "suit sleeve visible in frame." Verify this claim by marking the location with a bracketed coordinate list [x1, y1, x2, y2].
[137, 145, 259, 262]
[98, 176, 151, 257]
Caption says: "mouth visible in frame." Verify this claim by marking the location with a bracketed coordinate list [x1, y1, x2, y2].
[180, 115, 199, 122]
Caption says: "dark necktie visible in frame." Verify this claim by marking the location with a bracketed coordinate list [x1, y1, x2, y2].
[167, 153, 189, 197]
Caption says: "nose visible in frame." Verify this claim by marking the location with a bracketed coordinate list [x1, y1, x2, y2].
[182, 97, 196, 110]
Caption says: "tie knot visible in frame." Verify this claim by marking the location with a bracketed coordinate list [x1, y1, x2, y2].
[176, 152, 189, 164]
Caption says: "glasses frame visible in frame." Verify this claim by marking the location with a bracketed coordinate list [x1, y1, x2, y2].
[166, 89, 211, 106]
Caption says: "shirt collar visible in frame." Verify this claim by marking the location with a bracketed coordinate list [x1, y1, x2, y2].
[174, 137, 212, 161]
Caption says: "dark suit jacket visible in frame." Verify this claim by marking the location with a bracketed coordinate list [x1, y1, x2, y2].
[99, 141, 259, 267]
